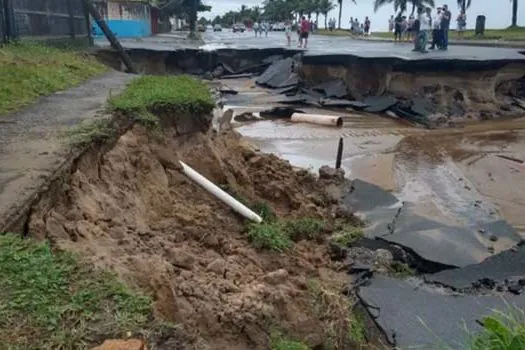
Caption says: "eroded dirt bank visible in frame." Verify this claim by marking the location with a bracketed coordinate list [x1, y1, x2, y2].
[27, 116, 364, 349]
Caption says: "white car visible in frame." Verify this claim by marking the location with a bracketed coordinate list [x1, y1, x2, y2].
[213, 24, 222, 32]
[206, 25, 213, 31]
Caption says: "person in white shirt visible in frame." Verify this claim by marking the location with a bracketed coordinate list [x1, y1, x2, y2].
[429, 7, 442, 49]
[414, 7, 431, 53]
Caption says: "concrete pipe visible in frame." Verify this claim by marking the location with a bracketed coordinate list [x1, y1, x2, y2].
[291, 113, 343, 127]
[179, 161, 263, 223]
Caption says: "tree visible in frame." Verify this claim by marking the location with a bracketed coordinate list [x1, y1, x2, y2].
[318, 0, 336, 28]
[156, 0, 211, 38]
[338, 0, 356, 29]
[511, 0, 518, 27]
[374, 0, 434, 15]
[457, 0, 471, 13]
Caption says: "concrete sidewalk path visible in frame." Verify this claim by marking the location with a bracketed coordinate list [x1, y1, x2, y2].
[0, 71, 134, 232]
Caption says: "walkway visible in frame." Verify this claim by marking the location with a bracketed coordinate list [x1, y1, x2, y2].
[0, 72, 134, 232]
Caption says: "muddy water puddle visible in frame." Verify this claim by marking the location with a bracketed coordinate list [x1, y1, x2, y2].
[236, 116, 525, 235]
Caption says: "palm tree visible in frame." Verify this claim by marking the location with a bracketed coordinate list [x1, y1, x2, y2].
[457, 0, 471, 13]
[319, 0, 336, 28]
[337, 0, 356, 29]
[374, 0, 434, 15]
[511, 0, 518, 27]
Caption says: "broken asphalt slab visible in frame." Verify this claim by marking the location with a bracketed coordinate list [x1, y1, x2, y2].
[255, 58, 299, 89]
[357, 276, 525, 349]
[363, 96, 398, 113]
[425, 245, 525, 293]
[311, 80, 348, 98]
[343, 179, 521, 269]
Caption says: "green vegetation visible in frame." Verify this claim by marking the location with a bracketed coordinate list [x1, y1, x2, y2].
[66, 117, 115, 148]
[247, 217, 326, 251]
[317, 29, 352, 36]
[0, 42, 107, 116]
[271, 334, 309, 350]
[370, 27, 525, 42]
[330, 226, 364, 247]
[109, 75, 215, 116]
[469, 308, 525, 350]
[0, 234, 155, 349]
[390, 261, 415, 277]
[308, 279, 366, 348]
[247, 222, 293, 252]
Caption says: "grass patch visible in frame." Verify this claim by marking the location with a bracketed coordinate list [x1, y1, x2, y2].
[469, 307, 525, 350]
[0, 42, 107, 116]
[0, 233, 155, 349]
[66, 117, 115, 148]
[246, 217, 326, 251]
[283, 218, 325, 242]
[307, 279, 366, 348]
[316, 29, 352, 36]
[247, 222, 292, 252]
[390, 261, 415, 277]
[271, 334, 309, 350]
[109, 75, 215, 116]
[330, 226, 364, 247]
[372, 27, 525, 41]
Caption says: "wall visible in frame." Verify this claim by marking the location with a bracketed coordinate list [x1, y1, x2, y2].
[92, 0, 151, 38]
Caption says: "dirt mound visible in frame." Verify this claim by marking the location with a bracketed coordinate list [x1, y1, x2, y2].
[29, 124, 357, 349]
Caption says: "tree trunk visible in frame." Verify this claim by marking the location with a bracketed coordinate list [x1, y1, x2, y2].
[338, 0, 342, 29]
[324, 13, 328, 29]
[461, 0, 466, 13]
[410, 2, 415, 16]
[315, 11, 319, 26]
[188, 0, 198, 39]
[512, 0, 518, 27]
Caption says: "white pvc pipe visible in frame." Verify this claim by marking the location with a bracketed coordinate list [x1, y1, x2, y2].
[291, 113, 343, 127]
[179, 161, 263, 223]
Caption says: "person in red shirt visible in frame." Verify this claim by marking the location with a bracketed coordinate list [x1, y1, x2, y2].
[298, 16, 310, 49]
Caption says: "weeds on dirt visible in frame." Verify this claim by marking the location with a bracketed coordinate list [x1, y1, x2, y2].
[467, 307, 525, 350]
[284, 218, 325, 242]
[330, 226, 364, 247]
[0, 233, 155, 350]
[307, 279, 366, 349]
[390, 261, 415, 277]
[247, 222, 293, 252]
[270, 334, 309, 350]
[66, 117, 115, 148]
[109, 75, 215, 116]
[0, 42, 106, 115]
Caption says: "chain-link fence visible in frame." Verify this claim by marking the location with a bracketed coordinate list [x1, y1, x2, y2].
[1, 0, 91, 43]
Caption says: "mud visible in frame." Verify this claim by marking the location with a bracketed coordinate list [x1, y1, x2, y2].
[27, 114, 360, 349]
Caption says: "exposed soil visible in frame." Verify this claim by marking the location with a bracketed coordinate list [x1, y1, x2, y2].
[28, 118, 360, 349]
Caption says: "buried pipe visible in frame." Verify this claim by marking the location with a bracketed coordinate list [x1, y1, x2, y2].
[179, 161, 263, 223]
[290, 113, 343, 127]
[335, 137, 344, 169]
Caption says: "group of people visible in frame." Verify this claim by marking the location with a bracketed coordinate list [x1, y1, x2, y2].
[389, 4, 467, 53]
[349, 17, 371, 35]
[252, 21, 270, 37]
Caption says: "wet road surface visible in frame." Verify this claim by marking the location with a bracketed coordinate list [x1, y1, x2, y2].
[95, 30, 525, 61]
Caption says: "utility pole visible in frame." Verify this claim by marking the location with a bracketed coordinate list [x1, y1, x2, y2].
[82, 0, 137, 73]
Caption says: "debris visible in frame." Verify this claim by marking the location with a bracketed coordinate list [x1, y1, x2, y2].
[290, 113, 343, 127]
[497, 154, 524, 164]
[255, 58, 299, 89]
[363, 96, 397, 113]
[311, 80, 348, 98]
[259, 107, 304, 119]
[357, 276, 525, 348]
[335, 137, 343, 169]
[320, 98, 363, 108]
[179, 161, 263, 223]
[319, 166, 345, 181]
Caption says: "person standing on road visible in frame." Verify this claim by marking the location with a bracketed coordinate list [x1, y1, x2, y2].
[364, 16, 371, 36]
[298, 16, 309, 49]
[394, 14, 403, 43]
[456, 10, 466, 40]
[440, 4, 452, 50]
[429, 7, 442, 49]
[414, 7, 430, 53]
[253, 21, 260, 37]
[388, 15, 395, 33]
[285, 20, 292, 47]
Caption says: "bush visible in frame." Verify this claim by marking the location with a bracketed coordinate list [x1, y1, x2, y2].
[0, 234, 154, 349]
[0, 42, 106, 115]
[330, 226, 364, 247]
[109, 75, 215, 116]
[247, 222, 292, 252]
[469, 308, 525, 350]
[284, 218, 325, 241]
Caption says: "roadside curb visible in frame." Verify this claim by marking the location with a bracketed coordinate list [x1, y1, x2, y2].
[350, 36, 525, 49]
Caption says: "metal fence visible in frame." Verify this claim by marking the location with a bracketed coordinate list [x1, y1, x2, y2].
[1, 0, 91, 43]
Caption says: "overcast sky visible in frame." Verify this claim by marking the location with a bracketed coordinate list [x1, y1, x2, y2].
[202, 0, 523, 31]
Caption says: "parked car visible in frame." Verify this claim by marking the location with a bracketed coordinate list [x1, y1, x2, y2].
[232, 23, 246, 33]
[206, 24, 213, 31]
[213, 24, 222, 32]
[273, 22, 285, 31]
